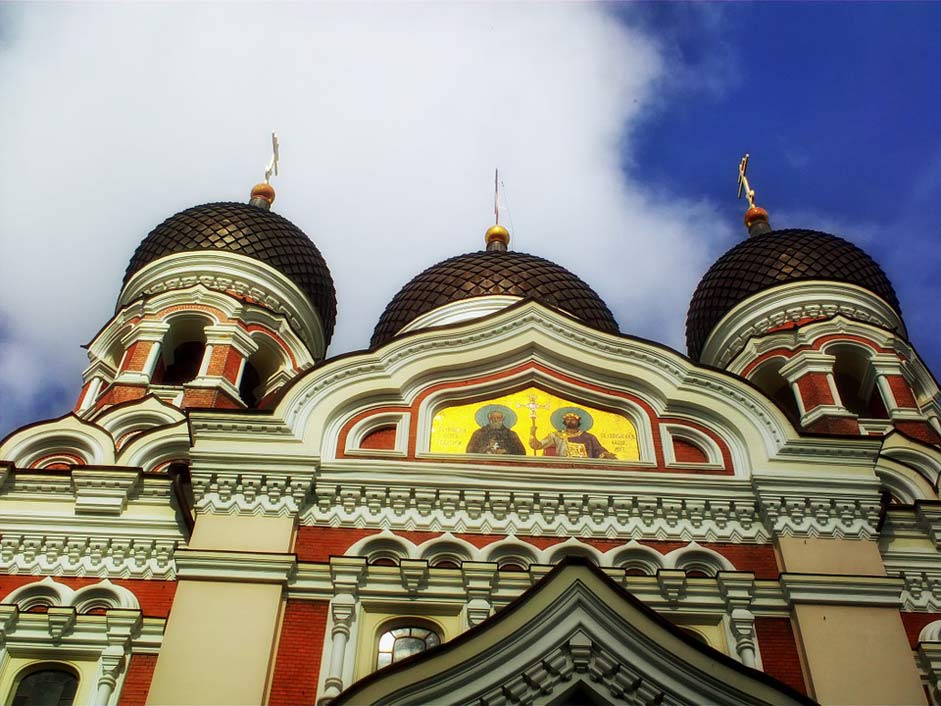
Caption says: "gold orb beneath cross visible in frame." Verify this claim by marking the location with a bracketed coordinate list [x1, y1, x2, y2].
[485, 224, 510, 247]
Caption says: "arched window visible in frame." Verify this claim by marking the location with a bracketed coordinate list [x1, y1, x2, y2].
[376, 624, 441, 669]
[9, 665, 78, 706]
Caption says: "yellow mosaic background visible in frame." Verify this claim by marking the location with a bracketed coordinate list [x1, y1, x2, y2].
[430, 386, 639, 459]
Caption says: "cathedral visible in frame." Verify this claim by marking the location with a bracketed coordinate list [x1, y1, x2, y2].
[1, 155, 940, 706]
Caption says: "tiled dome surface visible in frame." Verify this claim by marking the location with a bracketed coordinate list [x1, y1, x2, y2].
[686, 229, 900, 360]
[124, 202, 337, 344]
[371, 250, 618, 348]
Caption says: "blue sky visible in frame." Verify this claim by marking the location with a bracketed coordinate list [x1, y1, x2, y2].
[621, 2, 941, 367]
[0, 2, 938, 436]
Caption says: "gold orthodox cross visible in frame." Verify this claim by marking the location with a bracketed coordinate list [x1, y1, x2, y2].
[737, 153, 756, 209]
[265, 132, 280, 184]
[517, 393, 550, 423]
[517, 393, 550, 457]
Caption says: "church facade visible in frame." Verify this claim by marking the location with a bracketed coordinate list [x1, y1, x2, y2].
[1, 176, 941, 706]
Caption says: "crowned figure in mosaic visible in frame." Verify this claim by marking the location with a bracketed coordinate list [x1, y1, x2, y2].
[529, 410, 616, 459]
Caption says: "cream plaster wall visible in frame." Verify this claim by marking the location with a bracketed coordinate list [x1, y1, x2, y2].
[794, 605, 925, 706]
[189, 513, 294, 553]
[146, 579, 283, 706]
[777, 537, 886, 575]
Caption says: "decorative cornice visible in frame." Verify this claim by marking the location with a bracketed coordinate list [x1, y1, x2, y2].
[701, 282, 905, 370]
[752, 473, 882, 540]
[174, 549, 296, 584]
[0, 533, 178, 579]
[305, 478, 769, 543]
[119, 252, 325, 357]
[780, 573, 904, 607]
[71, 467, 142, 515]
[777, 351, 836, 382]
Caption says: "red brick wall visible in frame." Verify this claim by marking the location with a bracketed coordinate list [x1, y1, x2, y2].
[181, 387, 242, 409]
[222, 347, 244, 384]
[0, 576, 176, 618]
[360, 426, 397, 450]
[806, 416, 860, 435]
[887, 375, 918, 409]
[673, 438, 709, 464]
[205, 344, 232, 378]
[796, 373, 835, 411]
[294, 527, 781, 578]
[122, 341, 154, 373]
[118, 654, 158, 706]
[269, 600, 329, 706]
[901, 612, 941, 648]
[755, 617, 807, 695]
[97, 384, 148, 407]
[895, 421, 941, 445]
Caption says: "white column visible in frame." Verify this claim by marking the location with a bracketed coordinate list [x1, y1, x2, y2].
[196, 344, 214, 378]
[321, 594, 356, 702]
[729, 608, 758, 669]
[79, 377, 104, 412]
[143, 340, 163, 379]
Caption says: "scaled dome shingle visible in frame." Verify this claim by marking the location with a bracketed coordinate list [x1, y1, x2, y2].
[124, 202, 337, 344]
[686, 229, 901, 361]
[371, 250, 618, 348]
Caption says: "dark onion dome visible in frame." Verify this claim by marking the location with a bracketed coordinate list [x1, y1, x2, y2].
[371, 249, 619, 348]
[686, 228, 901, 360]
[124, 202, 337, 344]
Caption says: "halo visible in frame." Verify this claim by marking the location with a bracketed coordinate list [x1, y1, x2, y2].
[550, 406, 594, 432]
[474, 404, 518, 429]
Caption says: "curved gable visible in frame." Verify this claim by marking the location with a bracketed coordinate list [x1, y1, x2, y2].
[335, 559, 813, 706]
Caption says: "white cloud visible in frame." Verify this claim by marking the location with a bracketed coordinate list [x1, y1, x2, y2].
[0, 3, 732, 435]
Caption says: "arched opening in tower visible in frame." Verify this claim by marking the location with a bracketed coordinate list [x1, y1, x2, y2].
[749, 358, 800, 422]
[152, 317, 209, 386]
[830, 344, 889, 419]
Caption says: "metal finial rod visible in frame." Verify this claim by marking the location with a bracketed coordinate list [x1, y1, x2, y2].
[737, 153, 756, 209]
[494, 168, 500, 225]
[265, 132, 280, 184]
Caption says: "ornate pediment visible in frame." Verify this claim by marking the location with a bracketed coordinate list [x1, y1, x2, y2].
[334, 558, 813, 706]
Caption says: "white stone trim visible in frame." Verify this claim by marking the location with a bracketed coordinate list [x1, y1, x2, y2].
[261, 302, 793, 462]
[344, 412, 410, 457]
[1, 416, 116, 468]
[398, 295, 524, 334]
[700, 281, 906, 369]
[780, 573, 904, 607]
[3, 577, 140, 612]
[307, 471, 769, 543]
[661, 423, 724, 469]
[752, 473, 882, 540]
[174, 549, 296, 583]
[341, 531, 739, 575]
[71, 468, 141, 516]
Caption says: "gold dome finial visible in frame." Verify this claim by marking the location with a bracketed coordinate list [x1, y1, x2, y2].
[485, 168, 510, 251]
[249, 132, 279, 210]
[737, 153, 772, 237]
[485, 223, 510, 250]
